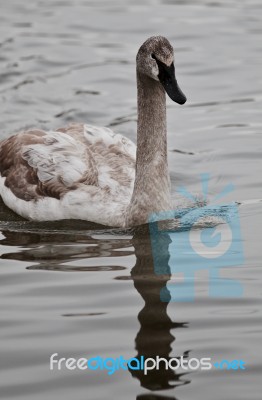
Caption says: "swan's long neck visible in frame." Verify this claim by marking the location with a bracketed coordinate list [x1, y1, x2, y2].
[126, 71, 172, 227]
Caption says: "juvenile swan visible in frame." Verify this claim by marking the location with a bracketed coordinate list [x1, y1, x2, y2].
[0, 36, 186, 227]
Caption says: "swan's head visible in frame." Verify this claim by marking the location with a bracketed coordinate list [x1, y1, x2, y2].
[136, 36, 187, 105]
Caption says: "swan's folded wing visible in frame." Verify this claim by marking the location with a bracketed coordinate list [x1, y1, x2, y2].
[55, 123, 136, 160]
[83, 124, 136, 160]
[0, 129, 98, 201]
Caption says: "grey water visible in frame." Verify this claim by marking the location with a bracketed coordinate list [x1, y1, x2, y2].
[0, 0, 261, 399]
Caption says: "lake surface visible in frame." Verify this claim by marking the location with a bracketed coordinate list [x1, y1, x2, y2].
[0, 0, 261, 399]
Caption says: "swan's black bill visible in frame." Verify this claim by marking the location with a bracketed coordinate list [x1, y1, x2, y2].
[156, 58, 187, 105]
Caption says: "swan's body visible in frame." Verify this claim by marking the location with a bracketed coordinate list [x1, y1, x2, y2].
[0, 36, 186, 227]
[0, 124, 136, 226]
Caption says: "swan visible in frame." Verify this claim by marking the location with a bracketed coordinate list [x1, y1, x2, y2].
[0, 36, 186, 227]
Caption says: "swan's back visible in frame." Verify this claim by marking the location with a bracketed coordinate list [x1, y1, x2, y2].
[0, 123, 136, 226]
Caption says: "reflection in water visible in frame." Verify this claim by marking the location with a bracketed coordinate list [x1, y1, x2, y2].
[0, 225, 190, 398]
[137, 395, 178, 400]
[130, 226, 189, 397]
[0, 229, 132, 271]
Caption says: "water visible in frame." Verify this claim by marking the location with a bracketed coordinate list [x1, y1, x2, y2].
[0, 0, 261, 399]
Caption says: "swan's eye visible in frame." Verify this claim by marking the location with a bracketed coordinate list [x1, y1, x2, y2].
[151, 54, 157, 60]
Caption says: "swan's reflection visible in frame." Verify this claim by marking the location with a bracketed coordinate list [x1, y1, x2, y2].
[130, 226, 189, 397]
[0, 224, 190, 398]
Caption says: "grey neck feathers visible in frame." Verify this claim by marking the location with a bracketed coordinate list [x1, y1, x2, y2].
[126, 71, 172, 227]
